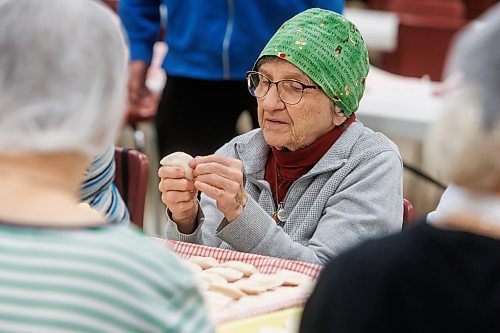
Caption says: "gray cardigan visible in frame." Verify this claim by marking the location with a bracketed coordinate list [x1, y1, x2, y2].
[166, 121, 403, 265]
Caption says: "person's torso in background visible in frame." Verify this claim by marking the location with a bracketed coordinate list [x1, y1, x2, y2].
[163, 0, 344, 80]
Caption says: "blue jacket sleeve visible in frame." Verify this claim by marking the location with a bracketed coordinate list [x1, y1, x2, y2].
[317, 0, 345, 14]
[119, 0, 162, 63]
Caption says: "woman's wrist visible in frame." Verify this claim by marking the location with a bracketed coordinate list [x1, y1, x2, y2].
[225, 193, 248, 222]
[168, 207, 199, 234]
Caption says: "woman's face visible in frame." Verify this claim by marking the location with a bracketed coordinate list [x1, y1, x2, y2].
[256, 58, 346, 151]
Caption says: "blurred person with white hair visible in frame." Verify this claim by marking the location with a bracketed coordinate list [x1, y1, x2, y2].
[301, 4, 500, 332]
[0, 0, 213, 332]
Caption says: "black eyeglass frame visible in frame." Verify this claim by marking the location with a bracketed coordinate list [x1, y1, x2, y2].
[245, 70, 319, 105]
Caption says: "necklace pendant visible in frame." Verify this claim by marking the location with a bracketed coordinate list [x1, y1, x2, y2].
[273, 203, 286, 224]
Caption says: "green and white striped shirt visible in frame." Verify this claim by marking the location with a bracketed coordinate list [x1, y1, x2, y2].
[0, 222, 214, 333]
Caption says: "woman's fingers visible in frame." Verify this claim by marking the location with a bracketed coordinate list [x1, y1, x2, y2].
[162, 189, 197, 204]
[194, 173, 240, 193]
[194, 181, 225, 201]
[193, 155, 243, 173]
[158, 165, 188, 179]
[192, 154, 238, 168]
[194, 181, 242, 209]
[161, 189, 198, 228]
[161, 192, 197, 213]
[194, 176, 247, 222]
[183, 154, 247, 222]
[192, 156, 244, 186]
[193, 161, 242, 181]
[158, 177, 197, 192]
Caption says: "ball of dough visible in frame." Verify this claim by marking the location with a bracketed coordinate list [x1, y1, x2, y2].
[160, 152, 194, 180]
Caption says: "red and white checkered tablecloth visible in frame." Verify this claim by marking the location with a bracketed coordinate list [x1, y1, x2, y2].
[153, 239, 324, 324]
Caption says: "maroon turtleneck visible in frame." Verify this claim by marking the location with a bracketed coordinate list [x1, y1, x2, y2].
[265, 114, 355, 204]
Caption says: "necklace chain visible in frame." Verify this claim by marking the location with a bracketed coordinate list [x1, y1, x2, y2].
[274, 166, 280, 206]
[272, 165, 286, 224]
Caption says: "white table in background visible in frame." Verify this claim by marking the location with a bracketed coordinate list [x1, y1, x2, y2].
[356, 67, 445, 142]
[344, 7, 399, 52]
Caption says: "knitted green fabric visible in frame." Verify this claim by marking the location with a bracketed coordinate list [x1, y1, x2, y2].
[256, 8, 370, 116]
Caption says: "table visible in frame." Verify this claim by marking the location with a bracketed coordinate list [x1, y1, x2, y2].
[217, 307, 302, 333]
[356, 67, 445, 142]
[156, 239, 323, 326]
[344, 7, 399, 52]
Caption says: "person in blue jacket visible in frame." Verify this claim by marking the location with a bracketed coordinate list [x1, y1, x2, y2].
[119, 0, 344, 157]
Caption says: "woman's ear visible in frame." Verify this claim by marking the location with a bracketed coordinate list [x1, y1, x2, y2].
[332, 104, 347, 126]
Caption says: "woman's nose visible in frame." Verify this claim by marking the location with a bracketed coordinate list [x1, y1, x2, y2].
[260, 83, 285, 111]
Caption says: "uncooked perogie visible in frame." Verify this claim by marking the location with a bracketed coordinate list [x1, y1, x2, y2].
[184, 261, 203, 273]
[201, 290, 233, 312]
[232, 279, 267, 295]
[197, 271, 227, 285]
[188, 256, 218, 269]
[160, 152, 194, 180]
[219, 261, 258, 277]
[208, 282, 245, 300]
[204, 267, 244, 282]
[248, 273, 284, 290]
[274, 269, 312, 286]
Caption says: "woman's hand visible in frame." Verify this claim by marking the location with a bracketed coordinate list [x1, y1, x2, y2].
[158, 166, 198, 233]
[192, 155, 248, 222]
[126, 61, 158, 122]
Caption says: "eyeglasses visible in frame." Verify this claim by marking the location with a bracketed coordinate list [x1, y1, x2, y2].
[246, 71, 319, 105]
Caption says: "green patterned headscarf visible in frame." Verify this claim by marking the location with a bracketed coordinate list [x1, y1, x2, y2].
[255, 8, 369, 117]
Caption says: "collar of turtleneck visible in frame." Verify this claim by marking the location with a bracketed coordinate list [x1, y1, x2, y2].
[265, 114, 355, 203]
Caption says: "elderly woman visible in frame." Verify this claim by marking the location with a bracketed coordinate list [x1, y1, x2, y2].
[0, 1, 212, 332]
[159, 8, 403, 264]
[300, 5, 500, 332]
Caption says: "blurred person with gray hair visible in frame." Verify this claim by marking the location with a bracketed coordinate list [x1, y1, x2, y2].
[0, 0, 213, 332]
[301, 4, 500, 332]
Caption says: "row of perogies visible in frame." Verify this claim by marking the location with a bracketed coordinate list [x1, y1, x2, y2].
[183, 256, 316, 314]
